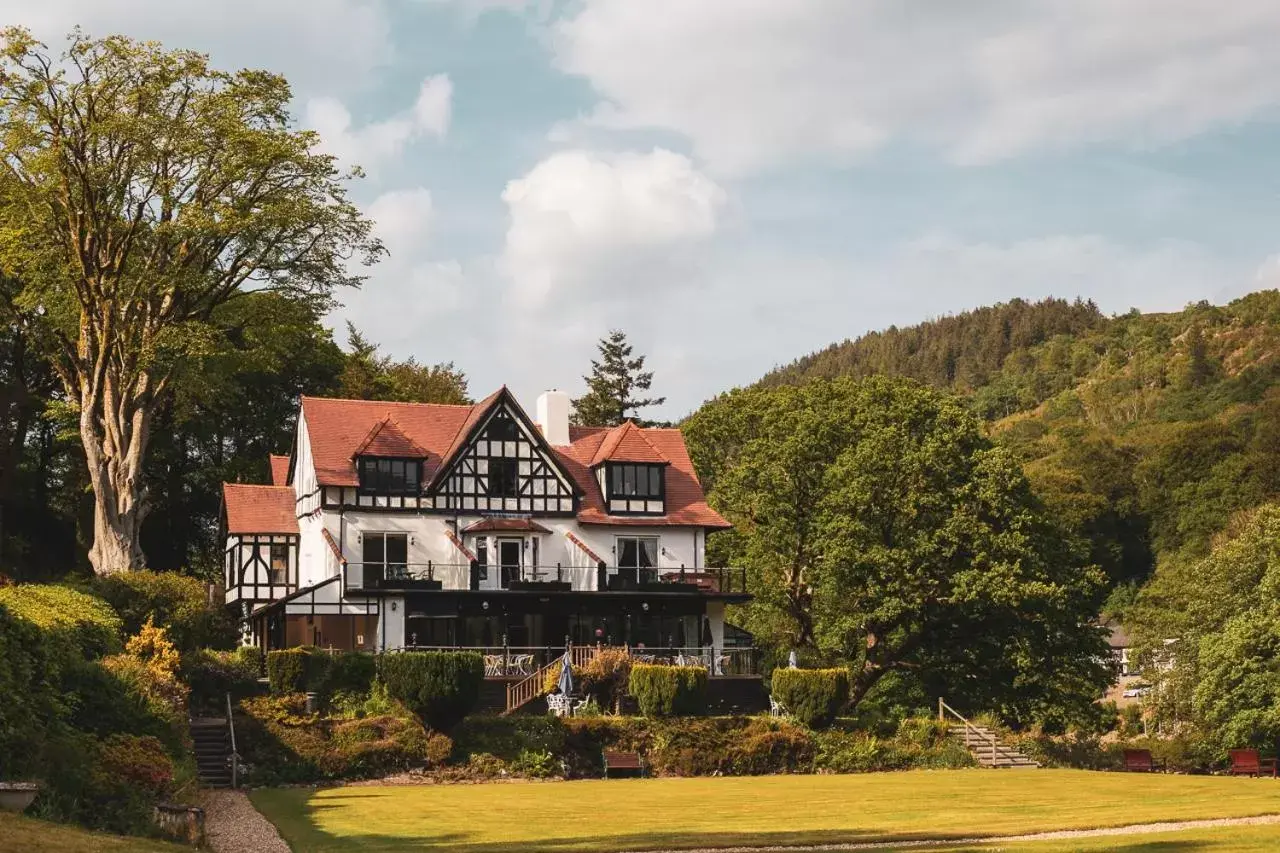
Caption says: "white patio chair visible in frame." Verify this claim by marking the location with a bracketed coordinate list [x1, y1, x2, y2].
[483, 655, 504, 677]
[769, 696, 789, 718]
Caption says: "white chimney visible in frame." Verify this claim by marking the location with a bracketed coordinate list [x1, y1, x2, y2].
[536, 389, 571, 446]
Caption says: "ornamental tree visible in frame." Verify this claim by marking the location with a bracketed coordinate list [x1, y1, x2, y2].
[0, 29, 381, 573]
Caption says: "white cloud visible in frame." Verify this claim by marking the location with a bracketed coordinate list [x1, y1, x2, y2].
[498, 148, 726, 306]
[367, 187, 436, 254]
[552, 0, 1280, 174]
[1, 0, 393, 96]
[305, 75, 452, 174]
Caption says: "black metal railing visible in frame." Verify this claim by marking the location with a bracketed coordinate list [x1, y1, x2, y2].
[385, 642, 762, 676]
[342, 560, 748, 595]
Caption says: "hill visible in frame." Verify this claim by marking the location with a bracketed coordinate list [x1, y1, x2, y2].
[738, 291, 1280, 604]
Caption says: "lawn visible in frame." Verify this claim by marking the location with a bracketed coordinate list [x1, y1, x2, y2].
[881, 823, 1280, 851]
[0, 811, 188, 853]
[251, 769, 1280, 853]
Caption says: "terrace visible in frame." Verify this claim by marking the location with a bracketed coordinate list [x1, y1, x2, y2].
[341, 561, 748, 597]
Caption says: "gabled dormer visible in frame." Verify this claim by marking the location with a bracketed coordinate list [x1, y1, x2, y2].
[590, 421, 669, 515]
[353, 417, 427, 498]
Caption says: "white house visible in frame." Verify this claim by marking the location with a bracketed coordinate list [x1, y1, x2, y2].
[221, 388, 752, 678]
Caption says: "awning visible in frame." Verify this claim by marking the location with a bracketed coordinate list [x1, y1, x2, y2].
[461, 517, 551, 534]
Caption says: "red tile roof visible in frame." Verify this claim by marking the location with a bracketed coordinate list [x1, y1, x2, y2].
[269, 455, 290, 486]
[462, 518, 552, 534]
[297, 391, 729, 529]
[353, 417, 428, 458]
[590, 420, 669, 466]
[223, 484, 298, 534]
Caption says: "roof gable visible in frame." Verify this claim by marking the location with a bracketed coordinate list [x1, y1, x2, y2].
[268, 455, 290, 487]
[353, 417, 428, 459]
[590, 420, 669, 466]
[223, 484, 298, 534]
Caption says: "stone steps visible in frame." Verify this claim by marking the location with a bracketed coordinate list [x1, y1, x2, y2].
[190, 719, 234, 788]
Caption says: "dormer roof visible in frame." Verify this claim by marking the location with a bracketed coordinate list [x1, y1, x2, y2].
[589, 420, 670, 466]
[353, 416, 428, 459]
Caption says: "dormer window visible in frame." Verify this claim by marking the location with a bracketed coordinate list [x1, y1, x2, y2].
[603, 462, 665, 514]
[358, 458, 421, 495]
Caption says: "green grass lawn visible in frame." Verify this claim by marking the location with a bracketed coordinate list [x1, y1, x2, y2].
[251, 769, 1280, 853]
[873, 823, 1280, 852]
[0, 811, 188, 853]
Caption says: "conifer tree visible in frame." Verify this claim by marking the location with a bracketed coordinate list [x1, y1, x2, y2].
[571, 330, 665, 426]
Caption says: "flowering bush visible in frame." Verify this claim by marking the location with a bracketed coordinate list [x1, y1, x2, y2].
[95, 734, 175, 797]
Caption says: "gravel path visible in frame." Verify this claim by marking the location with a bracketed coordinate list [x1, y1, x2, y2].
[626, 813, 1280, 853]
[201, 789, 291, 853]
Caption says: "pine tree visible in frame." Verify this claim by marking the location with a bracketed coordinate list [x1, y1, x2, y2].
[571, 330, 666, 426]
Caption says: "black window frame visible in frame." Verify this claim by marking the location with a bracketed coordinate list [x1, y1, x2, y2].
[604, 463, 665, 501]
[488, 459, 519, 498]
[357, 456, 422, 495]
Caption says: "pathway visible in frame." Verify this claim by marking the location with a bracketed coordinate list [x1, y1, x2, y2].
[201, 789, 291, 853]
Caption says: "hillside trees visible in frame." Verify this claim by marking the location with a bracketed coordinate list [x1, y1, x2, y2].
[0, 29, 381, 573]
[685, 377, 1111, 721]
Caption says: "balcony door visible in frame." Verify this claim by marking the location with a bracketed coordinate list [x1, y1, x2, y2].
[497, 538, 522, 588]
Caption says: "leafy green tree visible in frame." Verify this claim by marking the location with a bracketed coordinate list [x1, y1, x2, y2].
[688, 376, 1110, 719]
[337, 323, 470, 405]
[571, 330, 665, 426]
[0, 29, 381, 573]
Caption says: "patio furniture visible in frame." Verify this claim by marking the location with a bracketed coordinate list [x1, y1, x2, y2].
[674, 654, 700, 667]
[634, 654, 656, 664]
[483, 655, 504, 677]
[602, 750, 646, 778]
[546, 692, 581, 717]
[1229, 749, 1278, 777]
[1123, 749, 1164, 772]
[510, 654, 535, 675]
[769, 695, 788, 718]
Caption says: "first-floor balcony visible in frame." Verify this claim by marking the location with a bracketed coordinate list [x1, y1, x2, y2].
[342, 561, 747, 597]
[389, 644, 762, 678]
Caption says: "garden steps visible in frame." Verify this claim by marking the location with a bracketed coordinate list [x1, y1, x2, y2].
[947, 724, 1039, 768]
[191, 718, 234, 788]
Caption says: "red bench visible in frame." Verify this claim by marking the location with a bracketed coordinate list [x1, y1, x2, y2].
[1123, 749, 1164, 772]
[602, 750, 646, 778]
[1229, 749, 1277, 778]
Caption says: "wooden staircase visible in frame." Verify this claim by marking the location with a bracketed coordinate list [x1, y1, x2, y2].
[190, 718, 233, 787]
[939, 699, 1039, 769]
[502, 645, 601, 715]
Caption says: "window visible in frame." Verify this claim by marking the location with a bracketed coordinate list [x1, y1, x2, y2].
[474, 537, 488, 581]
[357, 457, 421, 494]
[616, 536, 659, 569]
[362, 532, 408, 579]
[607, 463, 664, 499]
[486, 413, 520, 441]
[269, 543, 289, 585]
[488, 459, 518, 497]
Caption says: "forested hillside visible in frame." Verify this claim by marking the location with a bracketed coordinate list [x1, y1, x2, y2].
[731, 291, 1280, 608]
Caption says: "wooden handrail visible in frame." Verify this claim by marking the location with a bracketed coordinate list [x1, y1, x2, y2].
[506, 658, 562, 714]
[225, 692, 239, 790]
[938, 697, 1000, 767]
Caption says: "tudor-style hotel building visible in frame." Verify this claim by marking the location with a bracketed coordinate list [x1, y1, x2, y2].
[221, 388, 751, 674]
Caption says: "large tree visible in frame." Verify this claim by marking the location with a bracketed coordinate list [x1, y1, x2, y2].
[685, 376, 1111, 722]
[337, 323, 470, 405]
[571, 330, 665, 426]
[0, 29, 381, 573]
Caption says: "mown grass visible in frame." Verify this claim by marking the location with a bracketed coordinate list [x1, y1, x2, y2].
[891, 823, 1280, 851]
[0, 811, 187, 852]
[250, 768, 1280, 852]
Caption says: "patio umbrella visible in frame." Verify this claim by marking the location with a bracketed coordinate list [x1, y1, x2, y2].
[556, 650, 574, 696]
[788, 649, 798, 669]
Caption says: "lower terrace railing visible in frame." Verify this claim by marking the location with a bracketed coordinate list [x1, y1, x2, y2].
[387, 643, 761, 676]
[343, 561, 748, 595]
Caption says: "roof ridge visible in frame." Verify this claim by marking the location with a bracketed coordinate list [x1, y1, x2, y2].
[301, 394, 475, 409]
[224, 483, 293, 490]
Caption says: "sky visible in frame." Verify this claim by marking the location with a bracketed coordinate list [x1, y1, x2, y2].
[6, 1, 1280, 418]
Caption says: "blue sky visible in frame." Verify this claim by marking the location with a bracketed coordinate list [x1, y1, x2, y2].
[8, 1, 1280, 417]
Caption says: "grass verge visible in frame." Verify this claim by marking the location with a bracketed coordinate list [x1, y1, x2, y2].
[0, 811, 187, 852]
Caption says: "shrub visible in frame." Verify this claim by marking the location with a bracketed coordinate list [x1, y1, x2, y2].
[96, 734, 175, 798]
[183, 646, 264, 711]
[453, 715, 568, 763]
[0, 584, 122, 658]
[577, 648, 633, 713]
[380, 651, 483, 731]
[267, 649, 312, 694]
[628, 664, 708, 717]
[512, 748, 561, 778]
[771, 668, 849, 729]
[324, 651, 377, 697]
[93, 570, 236, 652]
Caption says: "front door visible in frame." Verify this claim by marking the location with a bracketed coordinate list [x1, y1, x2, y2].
[498, 538, 522, 588]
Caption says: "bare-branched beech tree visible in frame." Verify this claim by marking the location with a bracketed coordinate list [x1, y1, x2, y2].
[0, 29, 382, 573]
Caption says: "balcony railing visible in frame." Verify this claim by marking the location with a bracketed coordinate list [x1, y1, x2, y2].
[342, 561, 747, 595]
[386, 643, 762, 676]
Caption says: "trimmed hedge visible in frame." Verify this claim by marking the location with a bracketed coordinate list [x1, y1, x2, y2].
[628, 664, 708, 717]
[267, 649, 312, 694]
[380, 651, 483, 731]
[771, 667, 850, 729]
[265, 648, 377, 699]
[184, 646, 264, 711]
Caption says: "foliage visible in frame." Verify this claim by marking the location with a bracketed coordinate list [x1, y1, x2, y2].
[571, 330, 666, 426]
[379, 651, 483, 731]
[95, 734, 175, 798]
[265, 648, 374, 700]
[267, 649, 314, 694]
[628, 664, 708, 717]
[93, 571, 235, 651]
[511, 748, 561, 779]
[0, 27, 381, 572]
[576, 647, 634, 713]
[102, 620, 189, 732]
[687, 376, 1111, 724]
[182, 646, 263, 711]
[0, 583, 122, 658]
[338, 324, 470, 404]
[771, 668, 849, 729]
[236, 694, 449, 785]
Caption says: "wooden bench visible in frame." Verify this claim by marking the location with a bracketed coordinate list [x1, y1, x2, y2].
[1229, 749, 1278, 777]
[1123, 749, 1163, 772]
[602, 750, 646, 779]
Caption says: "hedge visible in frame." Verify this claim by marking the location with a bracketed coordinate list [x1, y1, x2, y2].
[93, 570, 236, 652]
[184, 646, 264, 711]
[628, 664, 708, 717]
[380, 651, 483, 731]
[265, 648, 377, 699]
[267, 649, 313, 694]
[770, 667, 850, 729]
[0, 584, 122, 658]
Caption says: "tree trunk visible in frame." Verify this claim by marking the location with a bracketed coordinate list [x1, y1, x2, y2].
[79, 364, 155, 575]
